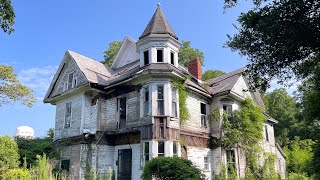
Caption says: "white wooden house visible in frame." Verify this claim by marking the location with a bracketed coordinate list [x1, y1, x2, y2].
[44, 4, 285, 180]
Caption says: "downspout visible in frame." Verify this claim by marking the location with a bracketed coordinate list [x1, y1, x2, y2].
[237, 144, 241, 179]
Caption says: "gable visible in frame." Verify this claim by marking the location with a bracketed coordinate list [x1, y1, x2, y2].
[231, 76, 252, 99]
[49, 57, 87, 98]
[111, 36, 139, 69]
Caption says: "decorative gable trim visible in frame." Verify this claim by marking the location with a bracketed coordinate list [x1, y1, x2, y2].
[111, 36, 139, 69]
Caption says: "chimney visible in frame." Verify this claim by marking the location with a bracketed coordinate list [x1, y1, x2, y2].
[188, 57, 202, 80]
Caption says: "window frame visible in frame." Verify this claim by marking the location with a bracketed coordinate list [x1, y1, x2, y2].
[60, 159, 70, 172]
[143, 87, 149, 116]
[173, 141, 178, 156]
[64, 102, 72, 128]
[144, 50, 149, 65]
[157, 85, 165, 115]
[158, 141, 165, 157]
[265, 125, 269, 142]
[67, 72, 74, 90]
[144, 141, 150, 164]
[156, 49, 164, 63]
[170, 51, 175, 65]
[172, 88, 177, 117]
[200, 102, 207, 127]
[204, 156, 209, 170]
[226, 149, 236, 175]
[117, 96, 127, 129]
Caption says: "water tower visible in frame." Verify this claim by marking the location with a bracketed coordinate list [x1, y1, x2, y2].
[15, 126, 35, 139]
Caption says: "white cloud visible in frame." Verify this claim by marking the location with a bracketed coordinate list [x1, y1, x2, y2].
[18, 66, 58, 101]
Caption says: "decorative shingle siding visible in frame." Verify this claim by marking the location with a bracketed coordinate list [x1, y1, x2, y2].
[54, 94, 83, 140]
[50, 58, 87, 98]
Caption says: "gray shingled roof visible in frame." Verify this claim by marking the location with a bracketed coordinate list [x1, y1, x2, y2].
[205, 67, 246, 96]
[139, 5, 178, 40]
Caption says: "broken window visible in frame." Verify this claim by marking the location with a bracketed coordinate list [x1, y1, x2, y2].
[157, 49, 163, 62]
[223, 105, 233, 117]
[144, 87, 149, 116]
[200, 103, 207, 127]
[67, 72, 74, 90]
[61, 159, 70, 171]
[226, 149, 236, 174]
[157, 85, 164, 115]
[65, 102, 72, 128]
[172, 88, 177, 117]
[159, 118, 165, 139]
[144, 50, 149, 65]
[170, 51, 175, 65]
[144, 142, 150, 163]
[158, 141, 165, 157]
[204, 156, 209, 170]
[118, 97, 127, 129]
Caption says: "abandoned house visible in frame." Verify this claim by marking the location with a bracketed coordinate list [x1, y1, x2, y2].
[44, 4, 286, 180]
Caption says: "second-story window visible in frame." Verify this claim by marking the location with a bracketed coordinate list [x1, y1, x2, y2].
[158, 141, 165, 157]
[223, 105, 233, 117]
[157, 49, 163, 62]
[172, 88, 177, 117]
[157, 85, 164, 115]
[170, 51, 175, 65]
[118, 97, 127, 129]
[144, 87, 149, 116]
[265, 125, 269, 142]
[65, 102, 72, 128]
[200, 103, 207, 127]
[144, 50, 149, 65]
[159, 118, 165, 138]
[67, 72, 74, 90]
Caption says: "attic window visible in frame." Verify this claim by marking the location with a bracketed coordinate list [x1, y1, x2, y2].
[67, 72, 74, 90]
[157, 49, 163, 62]
[144, 50, 149, 65]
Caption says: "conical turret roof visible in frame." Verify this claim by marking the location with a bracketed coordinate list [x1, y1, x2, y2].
[139, 4, 178, 40]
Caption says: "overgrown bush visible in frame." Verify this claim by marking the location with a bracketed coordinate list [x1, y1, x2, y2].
[141, 156, 205, 180]
[286, 173, 309, 180]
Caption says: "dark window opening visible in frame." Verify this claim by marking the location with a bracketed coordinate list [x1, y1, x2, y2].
[201, 103, 207, 127]
[170, 52, 175, 65]
[157, 49, 163, 62]
[158, 141, 165, 157]
[61, 159, 70, 171]
[226, 149, 236, 175]
[68, 73, 74, 90]
[265, 125, 269, 142]
[144, 50, 149, 65]
[144, 87, 149, 116]
[65, 102, 72, 128]
[118, 97, 127, 129]
[144, 142, 150, 162]
[223, 105, 233, 117]
[159, 118, 164, 138]
[173, 142, 178, 156]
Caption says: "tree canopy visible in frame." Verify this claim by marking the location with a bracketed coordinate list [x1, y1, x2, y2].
[178, 40, 205, 67]
[0, 65, 36, 107]
[0, 135, 20, 174]
[225, 0, 320, 90]
[0, 0, 15, 34]
[202, 70, 225, 81]
[102, 41, 122, 67]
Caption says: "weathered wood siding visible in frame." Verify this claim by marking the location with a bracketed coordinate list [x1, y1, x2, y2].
[50, 58, 87, 98]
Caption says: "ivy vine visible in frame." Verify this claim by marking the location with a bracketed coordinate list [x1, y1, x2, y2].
[171, 79, 189, 124]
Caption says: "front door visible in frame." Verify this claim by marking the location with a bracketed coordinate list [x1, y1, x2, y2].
[118, 97, 127, 129]
[117, 149, 132, 180]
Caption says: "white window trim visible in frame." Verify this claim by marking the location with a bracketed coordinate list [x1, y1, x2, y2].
[157, 84, 165, 115]
[157, 141, 165, 157]
[171, 88, 178, 117]
[170, 51, 175, 65]
[204, 156, 209, 171]
[63, 82, 68, 92]
[200, 102, 208, 128]
[156, 48, 164, 63]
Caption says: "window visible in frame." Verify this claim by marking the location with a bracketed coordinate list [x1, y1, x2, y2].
[144, 142, 150, 163]
[157, 85, 164, 115]
[226, 149, 236, 174]
[72, 77, 77, 88]
[159, 118, 165, 138]
[67, 72, 74, 90]
[172, 88, 177, 117]
[144, 87, 149, 116]
[170, 51, 175, 65]
[158, 141, 165, 157]
[144, 50, 149, 65]
[173, 141, 178, 156]
[61, 159, 70, 171]
[200, 103, 207, 127]
[63, 82, 68, 92]
[223, 105, 233, 117]
[204, 156, 209, 170]
[118, 97, 127, 129]
[65, 102, 72, 128]
[265, 125, 269, 142]
[157, 49, 163, 62]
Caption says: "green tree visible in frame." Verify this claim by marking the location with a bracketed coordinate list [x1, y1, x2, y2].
[141, 156, 205, 180]
[102, 41, 122, 67]
[225, 0, 320, 91]
[0, 65, 36, 107]
[15, 129, 58, 167]
[0, 135, 20, 174]
[284, 137, 315, 177]
[202, 70, 225, 81]
[0, 0, 15, 34]
[179, 40, 204, 67]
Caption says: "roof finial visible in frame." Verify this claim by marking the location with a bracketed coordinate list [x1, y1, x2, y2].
[157, 3, 160, 7]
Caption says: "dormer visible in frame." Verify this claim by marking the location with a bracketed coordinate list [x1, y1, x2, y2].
[136, 4, 181, 68]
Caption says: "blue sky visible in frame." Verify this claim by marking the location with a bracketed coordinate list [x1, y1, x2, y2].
[0, 0, 295, 137]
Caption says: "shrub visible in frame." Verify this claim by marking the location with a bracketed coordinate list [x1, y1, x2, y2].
[1, 168, 30, 180]
[286, 173, 309, 180]
[141, 156, 205, 180]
